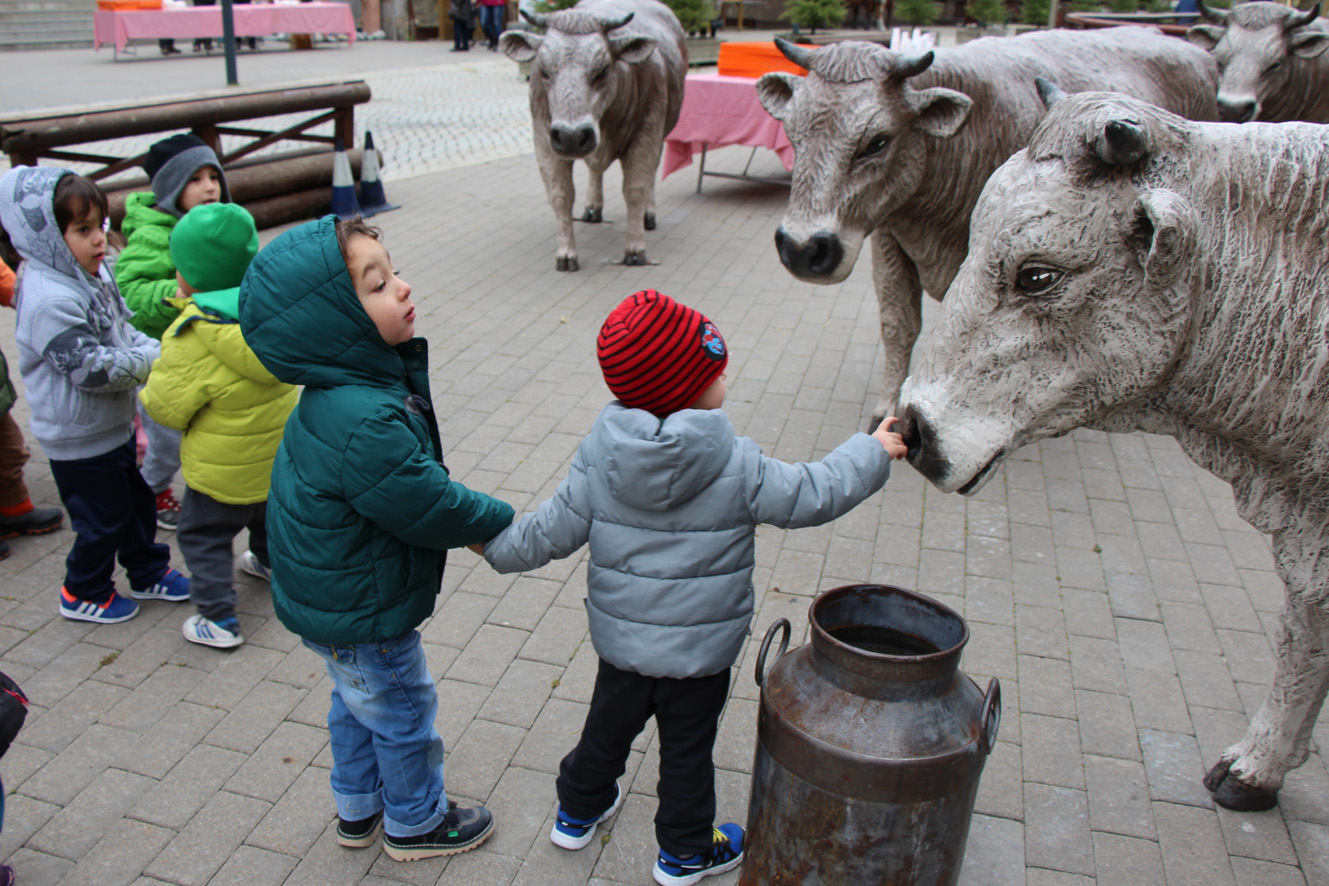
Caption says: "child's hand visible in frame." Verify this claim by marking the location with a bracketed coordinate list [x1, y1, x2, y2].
[466, 542, 486, 555]
[872, 416, 909, 460]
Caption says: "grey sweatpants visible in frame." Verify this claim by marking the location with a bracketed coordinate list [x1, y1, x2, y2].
[137, 400, 182, 494]
[177, 487, 268, 621]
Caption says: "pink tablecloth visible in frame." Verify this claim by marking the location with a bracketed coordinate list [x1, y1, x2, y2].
[93, 3, 356, 53]
[661, 73, 793, 180]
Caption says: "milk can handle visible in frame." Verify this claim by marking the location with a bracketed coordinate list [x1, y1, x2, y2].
[980, 678, 1001, 755]
[754, 618, 791, 687]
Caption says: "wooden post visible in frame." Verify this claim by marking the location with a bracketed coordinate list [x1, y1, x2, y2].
[363, 0, 381, 32]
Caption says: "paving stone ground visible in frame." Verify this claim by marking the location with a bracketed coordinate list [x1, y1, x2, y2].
[1, 31, 1328, 886]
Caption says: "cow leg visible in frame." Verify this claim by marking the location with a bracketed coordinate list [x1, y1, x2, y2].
[583, 166, 604, 224]
[619, 140, 660, 266]
[867, 233, 924, 429]
[538, 151, 579, 271]
[1204, 529, 1329, 811]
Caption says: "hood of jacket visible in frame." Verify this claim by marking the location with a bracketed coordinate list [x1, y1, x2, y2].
[120, 190, 176, 239]
[239, 215, 404, 390]
[593, 403, 735, 511]
[0, 166, 88, 284]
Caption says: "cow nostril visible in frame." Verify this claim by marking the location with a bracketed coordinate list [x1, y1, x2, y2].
[576, 126, 596, 153]
[1219, 99, 1257, 123]
[773, 227, 789, 264]
[898, 407, 921, 461]
[807, 231, 843, 277]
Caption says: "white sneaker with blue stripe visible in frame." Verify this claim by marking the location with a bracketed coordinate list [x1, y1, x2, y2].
[653, 823, 745, 886]
[237, 550, 270, 582]
[550, 782, 622, 850]
[183, 614, 243, 648]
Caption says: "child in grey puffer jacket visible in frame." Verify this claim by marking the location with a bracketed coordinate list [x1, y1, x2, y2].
[482, 289, 907, 886]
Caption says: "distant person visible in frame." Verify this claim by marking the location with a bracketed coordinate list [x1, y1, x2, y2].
[139, 203, 296, 649]
[449, 0, 475, 51]
[116, 133, 231, 530]
[0, 167, 189, 625]
[478, 0, 505, 51]
[192, 0, 215, 52]
[0, 254, 64, 562]
[239, 216, 514, 860]
[479, 289, 908, 886]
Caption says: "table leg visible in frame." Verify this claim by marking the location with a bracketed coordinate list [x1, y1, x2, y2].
[697, 143, 708, 195]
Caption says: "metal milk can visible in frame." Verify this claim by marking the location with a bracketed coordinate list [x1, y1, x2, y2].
[739, 584, 1000, 886]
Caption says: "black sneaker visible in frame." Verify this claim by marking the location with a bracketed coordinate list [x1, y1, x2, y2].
[383, 802, 494, 861]
[337, 809, 383, 848]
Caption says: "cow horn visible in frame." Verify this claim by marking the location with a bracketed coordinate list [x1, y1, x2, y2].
[1195, 0, 1228, 23]
[597, 11, 634, 31]
[774, 36, 816, 72]
[1288, 2, 1320, 29]
[520, 9, 547, 28]
[1035, 77, 1068, 109]
[1095, 120, 1147, 166]
[896, 51, 935, 79]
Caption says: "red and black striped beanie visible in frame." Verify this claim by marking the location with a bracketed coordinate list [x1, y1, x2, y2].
[597, 290, 728, 417]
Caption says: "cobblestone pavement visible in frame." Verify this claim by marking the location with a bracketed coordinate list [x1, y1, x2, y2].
[1, 34, 1328, 886]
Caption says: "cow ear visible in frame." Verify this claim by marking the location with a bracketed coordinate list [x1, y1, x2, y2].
[1291, 29, 1329, 59]
[610, 35, 657, 64]
[500, 30, 542, 63]
[1185, 24, 1225, 51]
[757, 72, 802, 121]
[910, 87, 973, 140]
[1133, 189, 1194, 289]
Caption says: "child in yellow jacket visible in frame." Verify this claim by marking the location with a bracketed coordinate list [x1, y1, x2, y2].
[139, 203, 297, 648]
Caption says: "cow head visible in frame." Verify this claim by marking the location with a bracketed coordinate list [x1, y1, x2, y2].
[1186, 0, 1327, 122]
[757, 39, 972, 283]
[898, 92, 1198, 494]
[500, 10, 657, 158]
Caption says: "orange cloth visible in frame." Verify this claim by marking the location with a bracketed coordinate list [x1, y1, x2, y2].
[717, 42, 808, 79]
[0, 260, 14, 309]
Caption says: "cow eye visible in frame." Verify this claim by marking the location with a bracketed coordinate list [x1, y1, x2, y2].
[592, 67, 609, 82]
[539, 66, 551, 81]
[859, 135, 890, 159]
[1015, 266, 1063, 294]
[1265, 60, 1283, 74]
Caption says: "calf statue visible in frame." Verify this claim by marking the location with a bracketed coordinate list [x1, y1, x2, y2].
[1187, 0, 1329, 123]
[756, 30, 1219, 425]
[501, 0, 687, 271]
[898, 89, 1329, 812]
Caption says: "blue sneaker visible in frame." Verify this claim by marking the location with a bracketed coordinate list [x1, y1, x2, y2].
[131, 568, 190, 602]
[550, 782, 622, 850]
[60, 587, 140, 624]
[653, 824, 745, 886]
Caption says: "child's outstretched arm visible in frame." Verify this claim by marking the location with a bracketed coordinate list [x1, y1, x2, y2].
[744, 422, 901, 530]
[482, 451, 592, 574]
[341, 411, 514, 549]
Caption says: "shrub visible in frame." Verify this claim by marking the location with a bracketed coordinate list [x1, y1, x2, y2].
[896, 0, 940, 25]
[780, 0, 848, 32]
[967, 0, 1008, 26]
[665, 0, 719, 33]
[1020, 0, 1050, 24]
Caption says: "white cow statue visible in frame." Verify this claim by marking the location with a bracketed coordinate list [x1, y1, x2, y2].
[897, 89, 1329, 811]
[501, 0, 687, 271]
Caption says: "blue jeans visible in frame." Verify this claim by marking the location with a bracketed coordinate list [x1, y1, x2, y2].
[478, 4, 503, 44]
[302, 630, 449, 837]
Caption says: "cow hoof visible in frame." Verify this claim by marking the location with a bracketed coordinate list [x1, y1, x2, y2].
[583, 208, 602, 223]
[556, 256, 580, 272]
[623, 251, 646, 266]
[1204, 760, 1279, 812]
[644, 212, 657, 231]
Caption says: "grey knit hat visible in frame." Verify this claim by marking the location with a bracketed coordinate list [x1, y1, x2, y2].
[143, 134, 230, 218]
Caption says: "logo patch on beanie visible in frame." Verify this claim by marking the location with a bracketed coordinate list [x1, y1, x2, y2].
[700, 322, 726, 361]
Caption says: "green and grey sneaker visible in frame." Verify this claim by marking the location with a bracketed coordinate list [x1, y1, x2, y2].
[383, 801, 494, 861]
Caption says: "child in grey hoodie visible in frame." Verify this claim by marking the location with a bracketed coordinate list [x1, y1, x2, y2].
[0, 167, 190, 624]
[481, 289, 907, 886]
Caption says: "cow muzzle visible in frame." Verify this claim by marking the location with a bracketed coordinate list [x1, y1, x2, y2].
[549, 122, 598, 157]
[1217, 96, 1258, 123]
[774, 226, 844, 281]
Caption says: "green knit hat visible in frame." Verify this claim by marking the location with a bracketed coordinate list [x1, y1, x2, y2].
[170, 203, 258, 293]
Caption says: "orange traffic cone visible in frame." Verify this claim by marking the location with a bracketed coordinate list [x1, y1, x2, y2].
[357, 131, 399, 218]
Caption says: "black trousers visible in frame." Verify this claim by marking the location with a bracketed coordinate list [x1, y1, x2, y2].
[48, 435, 170, 602]
[557, 657, 730, 857]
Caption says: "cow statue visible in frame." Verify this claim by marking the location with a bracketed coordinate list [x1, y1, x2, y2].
[755, 29, 1218, 426]
[500, 0, 687, 271]
[1186, 0, 1329, 123]
[897, 89, 1329, 812]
